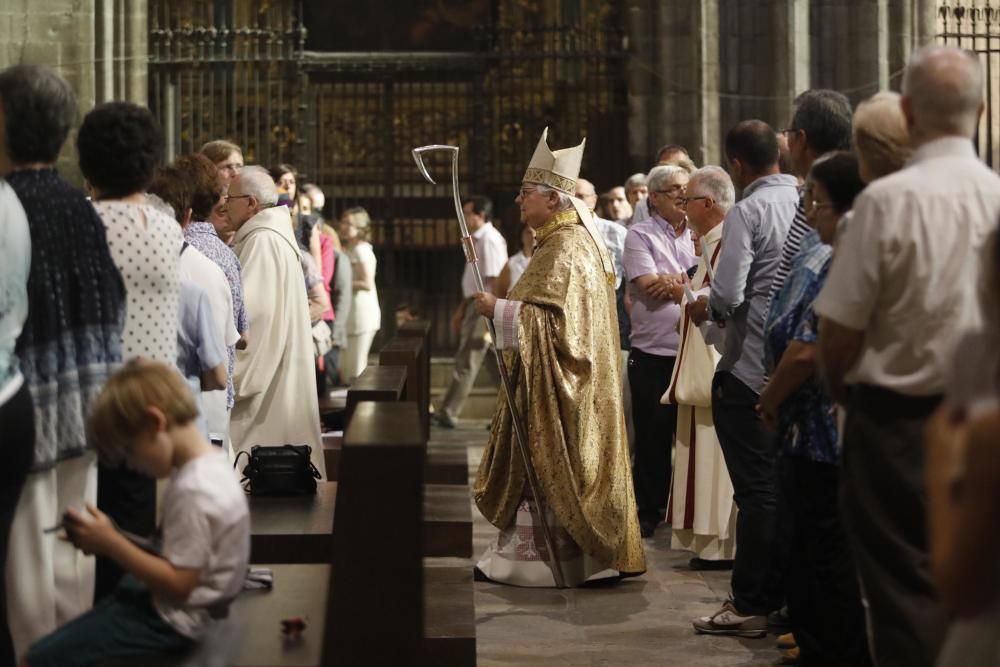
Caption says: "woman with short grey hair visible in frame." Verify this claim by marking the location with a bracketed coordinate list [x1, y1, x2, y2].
[0, 63, 126, 659]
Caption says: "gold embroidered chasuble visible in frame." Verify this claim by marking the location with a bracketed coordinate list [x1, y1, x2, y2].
[474, 210, 647, 576]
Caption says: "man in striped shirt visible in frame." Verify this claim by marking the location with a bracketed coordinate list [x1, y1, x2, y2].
[766, 90, 854, 319]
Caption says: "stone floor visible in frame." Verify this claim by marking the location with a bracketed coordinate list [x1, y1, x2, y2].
[432, 420, 784, 667]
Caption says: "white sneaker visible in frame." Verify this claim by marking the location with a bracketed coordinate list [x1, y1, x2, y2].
[692, 600, 767, 638]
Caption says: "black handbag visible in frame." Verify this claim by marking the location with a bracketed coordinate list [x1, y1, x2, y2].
[234, 445, 321, 496]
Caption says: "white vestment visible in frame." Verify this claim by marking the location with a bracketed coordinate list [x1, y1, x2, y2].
[232, 207, 325, 477]
[662, 223, 736, 561]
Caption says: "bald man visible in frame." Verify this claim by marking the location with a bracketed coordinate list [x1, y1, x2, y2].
[816, 45, 1000, 666]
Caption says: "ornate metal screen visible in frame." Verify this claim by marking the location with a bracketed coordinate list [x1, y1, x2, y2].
[149, 0, 306, 166]
[149, 1, 628, 353]
[938, 1, 1000, 167]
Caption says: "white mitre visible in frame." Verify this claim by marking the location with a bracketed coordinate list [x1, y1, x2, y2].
[522, 127, 615, 283]
[522, 127, 585, 195]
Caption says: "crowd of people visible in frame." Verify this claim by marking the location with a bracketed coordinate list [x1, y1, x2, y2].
[0, 62, 383, 666]
[1, 40, 1000, 667]
[451, 44, 1000, 667]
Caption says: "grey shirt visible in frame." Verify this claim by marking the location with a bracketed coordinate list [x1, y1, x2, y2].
[709, 173, 799, 394]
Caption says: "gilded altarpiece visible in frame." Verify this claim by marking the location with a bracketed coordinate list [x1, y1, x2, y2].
[149, 0, 627, 351]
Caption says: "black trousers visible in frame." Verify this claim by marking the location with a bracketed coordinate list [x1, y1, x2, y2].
[711, 371, 783, 615]
[840, 386, 947, 667]
[781, 456, 870, 667]
[628, 348, 677, 525]
[0, 383, 35, 667]
[95, 465, 156, 601]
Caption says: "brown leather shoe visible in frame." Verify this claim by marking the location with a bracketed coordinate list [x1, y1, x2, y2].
[778, 646, 800, 664]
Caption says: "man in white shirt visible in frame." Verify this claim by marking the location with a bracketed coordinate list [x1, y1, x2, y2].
[815, 45, 1000, 667]
[435, 196, 507, 428]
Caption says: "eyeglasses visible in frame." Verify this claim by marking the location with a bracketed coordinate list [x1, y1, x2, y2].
[797, 185, 832, 213]
[225, 194, 251, 203]
[677, 196, 709, 206]
[518, 187, 539, 198]
[804, 199, 833, 212]
[653, 186, 686, 198]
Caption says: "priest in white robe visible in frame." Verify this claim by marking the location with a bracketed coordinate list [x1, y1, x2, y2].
[226, 166, 325, 477]
[665, 166, 736, 566]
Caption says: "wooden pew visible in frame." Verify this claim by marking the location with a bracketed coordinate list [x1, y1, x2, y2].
[254, 359, 470, 562]
[249, 480, 472, 561]
[397, 319, 432, 440]
[344, 364, 407, 426]
[321, 364, 407, 477]
[229, 561, 475, 667]
[379, 336, 428, 440]
[323, 433, 467, 485]
[231, 402, 476, 666]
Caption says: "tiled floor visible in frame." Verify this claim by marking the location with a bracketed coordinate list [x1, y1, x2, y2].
[431, 421, 784, 667]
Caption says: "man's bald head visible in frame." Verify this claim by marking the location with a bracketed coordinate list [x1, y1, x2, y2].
[575, 177, 598, 208]
[902, 45, 983, 139]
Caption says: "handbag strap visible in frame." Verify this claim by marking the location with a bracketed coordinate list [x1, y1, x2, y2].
[282, 444, 322, 480]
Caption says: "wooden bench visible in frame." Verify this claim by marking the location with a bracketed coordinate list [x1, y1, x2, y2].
[249, 480, 472, 561]
[236, 402, 426, 666]
[323, 432, 468, 485]
[345, 364, 407, 424]
[379, 336, 428, 440]
[396, 319, 432, 440]
[230, 561, 475, 667]
[317, 390, 346, 432]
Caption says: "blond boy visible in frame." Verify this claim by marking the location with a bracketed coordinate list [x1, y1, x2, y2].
[23, 360, 249, 667]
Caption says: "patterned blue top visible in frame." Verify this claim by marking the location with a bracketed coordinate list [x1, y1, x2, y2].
[10, 168, 126, 470]
[765, 229, 839, 464]
[0, 181, 30, 397]
[184, 221, 247, 409]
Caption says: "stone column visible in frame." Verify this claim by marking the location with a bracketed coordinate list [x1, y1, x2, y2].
[772, 0, 811, 127]
[624, 0, 721, 170]
[0, 0, 147, 183]
[888, 0, 940, 89]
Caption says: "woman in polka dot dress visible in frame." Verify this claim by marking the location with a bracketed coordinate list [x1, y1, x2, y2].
[77, 102, 183, 601]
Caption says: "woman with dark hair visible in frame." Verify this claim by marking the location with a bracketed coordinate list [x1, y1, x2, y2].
[77, 101, 183, 601]
[0, 64, 126, 661]
[758, 151, 869, 666]
[269, 163, 298, 202]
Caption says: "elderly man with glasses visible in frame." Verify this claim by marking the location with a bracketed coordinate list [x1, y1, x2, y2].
[471, 129, 645, 587]
[622, 164, 699, 538]
[226, 166, 326, 478]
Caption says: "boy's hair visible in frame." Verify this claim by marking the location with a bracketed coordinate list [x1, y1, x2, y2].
[88, 359, 199, 464]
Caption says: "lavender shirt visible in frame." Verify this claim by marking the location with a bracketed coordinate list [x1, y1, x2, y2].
[623, 214, 698, 356]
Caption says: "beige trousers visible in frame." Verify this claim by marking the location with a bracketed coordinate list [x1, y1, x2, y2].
[6, 452, 97, 660]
